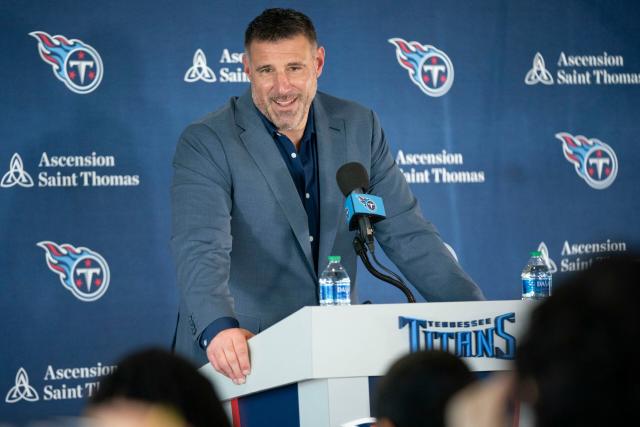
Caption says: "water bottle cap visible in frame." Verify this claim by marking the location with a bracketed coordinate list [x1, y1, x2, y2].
[530, 251, 542, 257]
[328, 255, 341, 263]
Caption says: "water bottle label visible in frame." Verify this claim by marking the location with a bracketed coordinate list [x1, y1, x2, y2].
[335, 279, 351, 303]
[522, 277, 551, 296]
[319, 279, 335, 305]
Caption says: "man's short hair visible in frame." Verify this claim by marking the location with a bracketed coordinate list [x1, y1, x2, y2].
[373, 350, 475, 427]
[244, 8, 317, 50]
[88, 348, 230, 427]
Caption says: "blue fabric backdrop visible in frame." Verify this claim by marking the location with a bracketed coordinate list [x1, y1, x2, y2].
[1, 0, 639, 423]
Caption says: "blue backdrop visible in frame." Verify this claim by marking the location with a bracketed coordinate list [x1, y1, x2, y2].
[2, 0, 639, 423]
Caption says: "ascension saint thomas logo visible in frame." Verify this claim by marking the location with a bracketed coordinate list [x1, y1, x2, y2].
[525, 53, 554, 85]
[1, 153, 34, 188]
[5, 368, 39, 403]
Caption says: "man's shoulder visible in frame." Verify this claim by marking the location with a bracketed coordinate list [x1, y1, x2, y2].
[315, 91, 372, 120]
[189, 97, 239, 130]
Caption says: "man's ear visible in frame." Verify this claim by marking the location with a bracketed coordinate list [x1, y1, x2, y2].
[315, 46, 325, 78]
[242, 52, 251, 80]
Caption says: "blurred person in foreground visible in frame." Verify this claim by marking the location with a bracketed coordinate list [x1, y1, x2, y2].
[374, 350, 475, 427]
[84, 348, 230, 427]
[446, 254, 640, 427]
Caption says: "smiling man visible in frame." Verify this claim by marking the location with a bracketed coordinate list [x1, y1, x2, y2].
[246, 34, 323, 146]
[171, 8, 484, 384]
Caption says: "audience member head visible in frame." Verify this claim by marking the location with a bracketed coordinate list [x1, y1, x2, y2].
[85, 348, 230, 427]
[516, 254, 640, 426]
[373, 350, 475, 427]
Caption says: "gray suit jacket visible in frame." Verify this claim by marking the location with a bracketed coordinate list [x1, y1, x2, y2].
[171, 90, 484, 365]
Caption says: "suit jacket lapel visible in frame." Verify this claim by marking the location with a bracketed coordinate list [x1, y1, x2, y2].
[314, 96, 346, 273]
[234, 91, 315, 277]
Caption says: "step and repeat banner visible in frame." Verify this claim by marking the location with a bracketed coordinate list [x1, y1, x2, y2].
[1, 0, 639, 423]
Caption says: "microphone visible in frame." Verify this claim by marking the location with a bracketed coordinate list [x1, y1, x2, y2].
[336, 162, 415, 303]
[336, 162, 386, 252]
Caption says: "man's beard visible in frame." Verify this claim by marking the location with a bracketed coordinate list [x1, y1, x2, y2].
[266, 94, 307, 131]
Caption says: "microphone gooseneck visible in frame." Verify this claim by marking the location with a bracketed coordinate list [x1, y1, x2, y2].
[353, 238, 416, 303]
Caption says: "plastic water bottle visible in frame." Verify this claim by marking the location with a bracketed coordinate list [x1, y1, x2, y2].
[319, 256, 351, 306]
[521, 251, 552, 300]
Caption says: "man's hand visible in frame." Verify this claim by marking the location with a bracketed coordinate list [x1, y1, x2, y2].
[206, 328, 255, 384]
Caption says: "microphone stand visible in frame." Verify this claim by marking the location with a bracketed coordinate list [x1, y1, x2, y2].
[353, 235, 416, 303]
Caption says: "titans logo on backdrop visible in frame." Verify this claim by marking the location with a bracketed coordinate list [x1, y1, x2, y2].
[388, 37, 454, 97]
[38, 241, 110, 302]
[30, 31, 103, 94]
[555, 132, 618, 190]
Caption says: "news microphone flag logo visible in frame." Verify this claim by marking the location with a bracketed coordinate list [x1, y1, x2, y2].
[29, 31, 103, 94]
[344, 193, 386, 230]
[357, 195, 377, 211]
[555, 132, 618, 190]
[389, 38, 454, 97]
[38, 241, 110, 301]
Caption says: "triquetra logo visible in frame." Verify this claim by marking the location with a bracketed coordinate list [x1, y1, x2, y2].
[5, 368, 39, 403]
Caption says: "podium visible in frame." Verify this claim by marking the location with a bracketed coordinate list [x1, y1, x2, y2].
[200, 300, 534, 427]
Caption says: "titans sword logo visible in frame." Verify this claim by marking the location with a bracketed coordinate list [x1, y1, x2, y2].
[30, 31, 103, 94]
[389, 37, 454, 97]
[38, 241, 110, 301]
[555, 132, 618, 190]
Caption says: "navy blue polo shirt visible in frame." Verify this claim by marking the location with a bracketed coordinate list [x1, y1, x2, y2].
[199, 105, 320, 349]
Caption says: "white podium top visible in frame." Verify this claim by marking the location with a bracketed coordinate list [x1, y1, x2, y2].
[200, 300, 534, 401]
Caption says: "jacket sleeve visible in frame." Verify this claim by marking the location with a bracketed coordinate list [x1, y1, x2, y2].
[171, 123, 237, 343]
[366, 111, 485, 301]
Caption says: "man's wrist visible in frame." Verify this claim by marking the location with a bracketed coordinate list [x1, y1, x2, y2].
[199, 317, 240, 349]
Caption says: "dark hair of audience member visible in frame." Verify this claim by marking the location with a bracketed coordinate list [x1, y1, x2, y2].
[516, 254, 640, 427]
[88, 348, 230, 427]
[373, 350, 475, 427]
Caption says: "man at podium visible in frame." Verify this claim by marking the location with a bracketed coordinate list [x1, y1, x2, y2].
[171, 8, 484, 384]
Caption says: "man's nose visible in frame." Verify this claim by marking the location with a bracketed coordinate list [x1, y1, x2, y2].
[273, 71, 292, 92]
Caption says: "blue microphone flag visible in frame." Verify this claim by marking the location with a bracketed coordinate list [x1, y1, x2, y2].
[344, 193, 386, 230]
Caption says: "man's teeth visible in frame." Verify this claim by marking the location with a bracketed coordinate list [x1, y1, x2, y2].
[274, 98, 295, 106]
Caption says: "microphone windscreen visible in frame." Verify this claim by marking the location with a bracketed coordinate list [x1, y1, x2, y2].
[336, 162, 369, 196]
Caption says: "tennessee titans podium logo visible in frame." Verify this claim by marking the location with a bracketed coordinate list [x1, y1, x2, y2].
[29, 31, 103, 94]
[38, 241, 110, 301]
[555, 132, 618, 190]
[389, 38, 454, 97]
